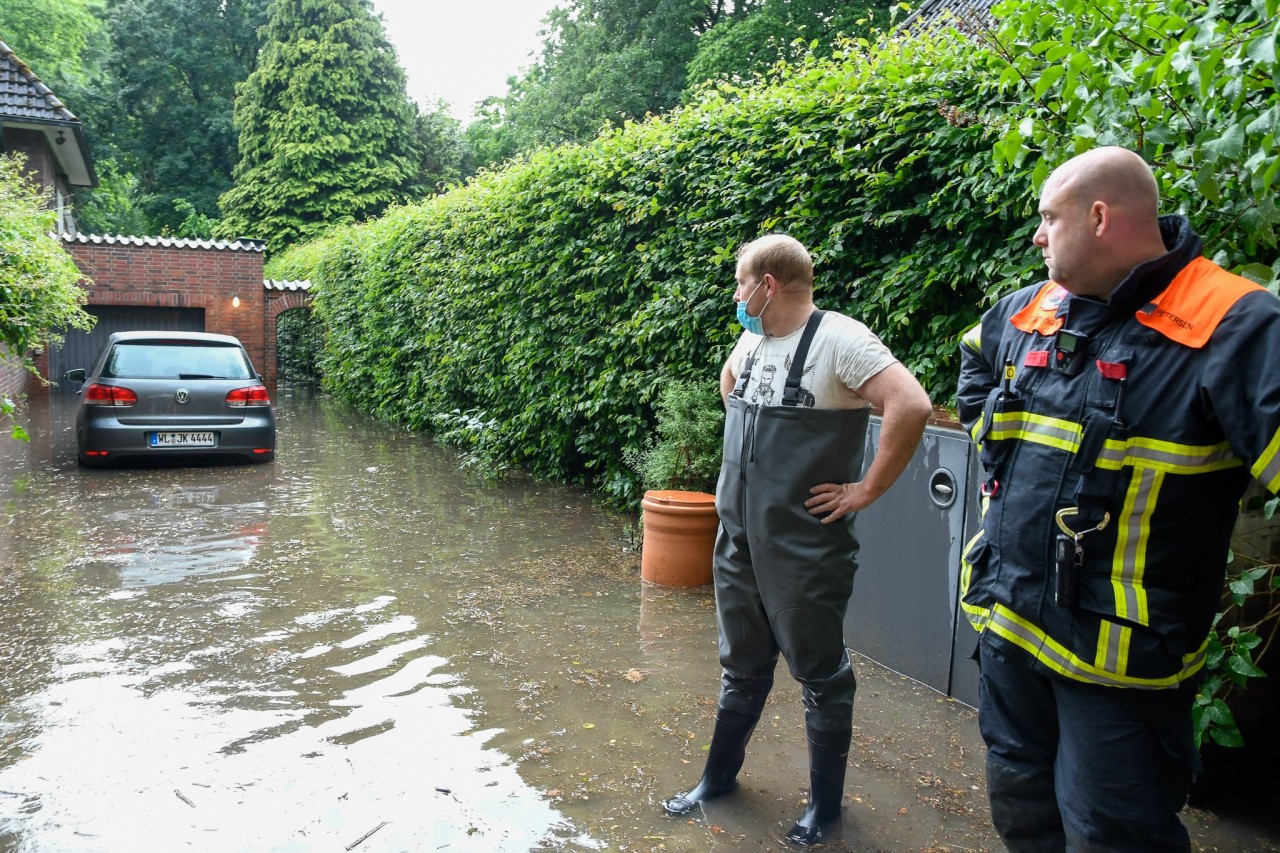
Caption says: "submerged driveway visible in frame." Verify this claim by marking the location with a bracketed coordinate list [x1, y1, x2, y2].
[0, 388, 1274, 852]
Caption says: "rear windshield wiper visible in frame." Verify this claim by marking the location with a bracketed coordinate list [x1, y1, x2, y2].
[178, 374, 224, 379]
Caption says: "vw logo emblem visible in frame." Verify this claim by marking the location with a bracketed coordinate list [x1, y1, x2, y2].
[175, 388, 190, 404]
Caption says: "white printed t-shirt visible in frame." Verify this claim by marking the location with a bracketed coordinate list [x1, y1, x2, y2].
[726, 311, 898, 410]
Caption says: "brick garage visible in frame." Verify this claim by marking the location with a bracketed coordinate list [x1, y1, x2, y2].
[7, 236, 313, 401]
[63, 234, 268, 372]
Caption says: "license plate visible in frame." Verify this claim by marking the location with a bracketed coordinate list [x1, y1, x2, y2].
[150, 431, 216, 447]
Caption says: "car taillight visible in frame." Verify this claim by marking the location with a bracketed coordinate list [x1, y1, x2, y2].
[226, 385, 271, 407]
[83, 383, 138, 406]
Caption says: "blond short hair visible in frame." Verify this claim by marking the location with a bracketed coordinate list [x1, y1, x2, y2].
[737, 234, 814, 292]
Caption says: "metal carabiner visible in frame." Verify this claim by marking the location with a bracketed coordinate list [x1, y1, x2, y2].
[1054, 506, 1111, 539]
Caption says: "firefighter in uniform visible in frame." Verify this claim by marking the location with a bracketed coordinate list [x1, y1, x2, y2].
[662, 234, 932, 844]
[957, 147, 1280, 851]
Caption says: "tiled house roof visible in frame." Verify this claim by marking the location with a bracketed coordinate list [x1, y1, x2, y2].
[0, 39, 95, 187]
[0, 40, 79, 122]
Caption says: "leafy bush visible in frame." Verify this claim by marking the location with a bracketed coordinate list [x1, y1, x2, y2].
[987, 0, 1279, 289]
[1198, 495, 1280, 748]
[0, 153, 94, 440]
[624, 379, 725, 494]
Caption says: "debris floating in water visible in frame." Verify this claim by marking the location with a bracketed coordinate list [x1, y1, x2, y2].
[345, 821, 389, 851]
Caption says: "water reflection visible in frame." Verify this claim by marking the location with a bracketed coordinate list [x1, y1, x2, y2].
[0, 387, 1067, 853]
[0, 389, 634, 852]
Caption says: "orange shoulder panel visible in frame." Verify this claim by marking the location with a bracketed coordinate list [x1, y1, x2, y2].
[1135, 257, 1266, 348]
[1010, 281, 1069, 335]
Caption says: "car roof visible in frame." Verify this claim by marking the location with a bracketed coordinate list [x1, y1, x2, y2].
[106, 331, 246, 346]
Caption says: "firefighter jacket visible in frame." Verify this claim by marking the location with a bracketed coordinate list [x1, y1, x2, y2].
[957, 215, 1280, 689]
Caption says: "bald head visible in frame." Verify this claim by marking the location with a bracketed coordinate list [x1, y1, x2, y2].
[1033, 147, 1169, 298]
[1045, 147, 1160, 222]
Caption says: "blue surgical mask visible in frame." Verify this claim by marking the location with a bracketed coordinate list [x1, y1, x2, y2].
[735, 279, 769, 335]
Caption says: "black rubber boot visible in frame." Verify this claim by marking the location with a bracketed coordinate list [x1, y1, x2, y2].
[785, 725, 851, 845]
[662, 708, 760, 815]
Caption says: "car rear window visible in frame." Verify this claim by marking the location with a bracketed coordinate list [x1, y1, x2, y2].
[102, 341, 255, 380]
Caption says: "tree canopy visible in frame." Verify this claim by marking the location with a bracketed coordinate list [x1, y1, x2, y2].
[468, 0, 711, 162]
[465, 0, 889, 166]
[217, 0, 423, 251]
[5, 0, 901, 237]
[684, 0, 886, 96]
[0, 0, 104, 92]
[98, 0, 270, 236]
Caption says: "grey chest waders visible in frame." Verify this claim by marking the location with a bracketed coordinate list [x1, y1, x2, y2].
[713, 310, 870, 730]
[664, 310, 868, 843]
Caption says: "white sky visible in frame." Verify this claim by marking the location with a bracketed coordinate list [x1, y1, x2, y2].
[370, 0, 562, 121]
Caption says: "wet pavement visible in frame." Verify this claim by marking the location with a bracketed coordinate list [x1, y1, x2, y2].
[0, 386, 1278, 852]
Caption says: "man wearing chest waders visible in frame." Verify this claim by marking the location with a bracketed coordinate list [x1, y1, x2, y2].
[662, 233, 933, 845]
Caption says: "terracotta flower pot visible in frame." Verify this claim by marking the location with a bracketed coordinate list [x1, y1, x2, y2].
[640, 489, 719, 587]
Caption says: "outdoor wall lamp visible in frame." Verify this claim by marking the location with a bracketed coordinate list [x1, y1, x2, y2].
[232, 295, 241, 308]
[55, 130, 66, 145]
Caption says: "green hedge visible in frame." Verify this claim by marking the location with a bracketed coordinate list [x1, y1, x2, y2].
[268, 28, 1033, 502]
[267, 1, 1277, 504]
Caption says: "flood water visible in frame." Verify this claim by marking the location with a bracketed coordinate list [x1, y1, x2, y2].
[0, 387, 1276, 853]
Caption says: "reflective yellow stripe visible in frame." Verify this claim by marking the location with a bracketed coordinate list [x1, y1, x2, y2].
[1095, 620, 1134, 676]
[969, 415, 984, 445]
[960, 532, 981, 586]
[960, 532, 990, 632]
[962, 601, 990, 630]
[1252, 427, 1280, 492]
[987, 411, 1081, 453]
[961, 323, 982, 352]
[1111, 468, 1161, 626]
[1117, 624, 1133, 675]
[986, 604, 1206, 688]
[1095, 620, 1114, 671]
[987, 414, 1241, 475]
[1097, 436, 1240, 475]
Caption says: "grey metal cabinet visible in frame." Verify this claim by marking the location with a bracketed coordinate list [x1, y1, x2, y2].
[843, 419, 980, 705]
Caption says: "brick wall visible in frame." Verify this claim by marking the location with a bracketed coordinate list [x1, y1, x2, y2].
[0, 345, 28, 402]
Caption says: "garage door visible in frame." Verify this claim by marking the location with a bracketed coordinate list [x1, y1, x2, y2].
[51, 306, 205, 391]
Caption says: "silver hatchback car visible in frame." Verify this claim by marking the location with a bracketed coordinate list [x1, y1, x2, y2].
[64, 331, 276, 466]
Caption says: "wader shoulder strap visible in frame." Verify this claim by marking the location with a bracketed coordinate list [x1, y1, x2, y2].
[782, 310, 825, 407]
[731, 348, 758, 399]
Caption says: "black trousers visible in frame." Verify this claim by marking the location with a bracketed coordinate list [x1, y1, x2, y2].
[978, 635, 1198, 852]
